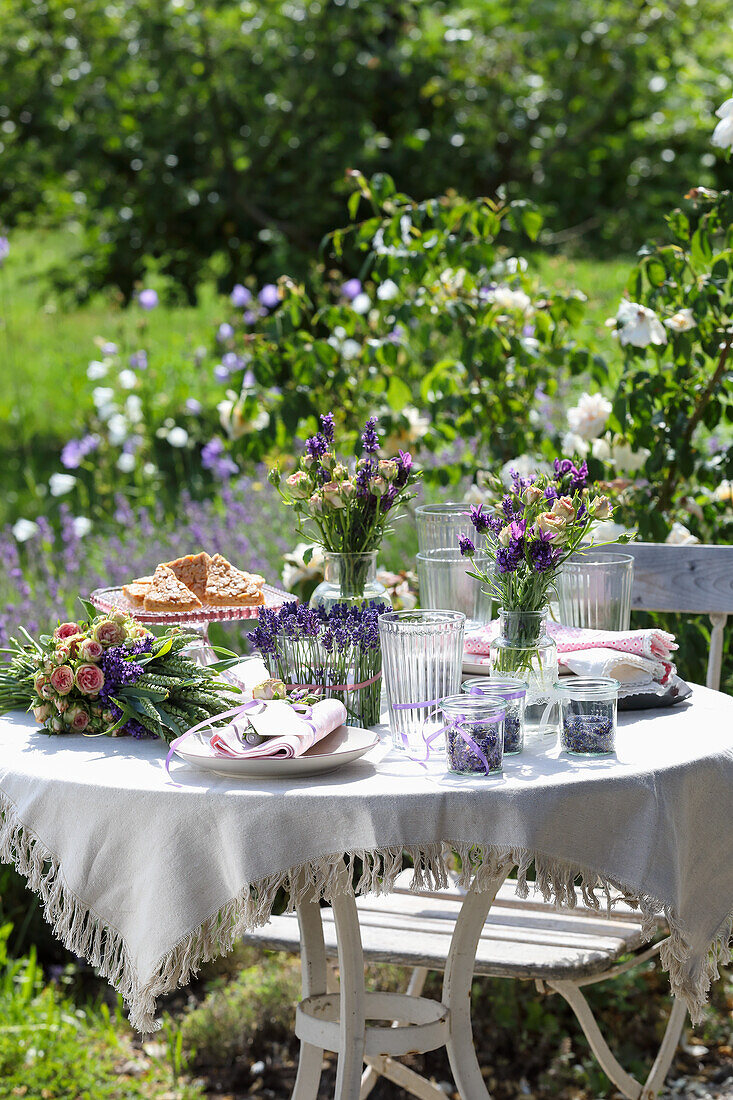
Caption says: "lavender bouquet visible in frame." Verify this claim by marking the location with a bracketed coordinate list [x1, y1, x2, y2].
[269, 413, 419, 601]
[459, 459, 623, 677]
[250, 600, 385, 728]
[0, 601, 241, 744]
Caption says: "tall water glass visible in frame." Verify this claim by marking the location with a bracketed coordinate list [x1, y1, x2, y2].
[416, 549, 493, 627]
[379, 610, 466, 753]
[557, 552, 634, 632]
[415, 503, 472, 554]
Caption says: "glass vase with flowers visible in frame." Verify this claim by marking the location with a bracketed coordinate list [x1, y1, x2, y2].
[460, 458, 626, 713]
[269, 412, 420, 611]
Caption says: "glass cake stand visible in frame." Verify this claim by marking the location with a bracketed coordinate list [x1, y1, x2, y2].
[89, 584, 295, 666]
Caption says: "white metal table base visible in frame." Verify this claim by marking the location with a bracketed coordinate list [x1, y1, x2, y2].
[290, 869, 686, 1100]
[292, 870, 511, 1100]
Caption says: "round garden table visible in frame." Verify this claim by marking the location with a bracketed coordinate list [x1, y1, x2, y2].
[1, 685, 733, 1099]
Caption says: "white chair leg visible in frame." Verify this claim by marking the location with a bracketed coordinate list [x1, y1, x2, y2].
[360, 966, 431, 1100]
[550, 980, 686, 1100]
[292, 898, 328, 1100]
[443, 871, 511, 1100]
[331, 889, 367, 1100]
[641, 995, 687, 1099]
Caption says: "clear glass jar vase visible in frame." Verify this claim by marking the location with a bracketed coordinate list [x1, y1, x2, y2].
[309, 551, 390, 612]
[558, 677, 619, 756]
[489, 608, 558, 733]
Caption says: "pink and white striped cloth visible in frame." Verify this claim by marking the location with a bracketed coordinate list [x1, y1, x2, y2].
[465, 621, 678, 685]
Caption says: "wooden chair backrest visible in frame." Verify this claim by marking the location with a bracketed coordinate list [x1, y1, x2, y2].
[624, 543, 733, 690]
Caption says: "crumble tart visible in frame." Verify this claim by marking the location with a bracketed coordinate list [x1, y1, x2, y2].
[204, 553, 266, 606]
[163, 552, 211, 600]
[143, 564, 203, 613]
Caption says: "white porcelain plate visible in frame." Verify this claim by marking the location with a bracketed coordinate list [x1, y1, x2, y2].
[173, 724, 379, 780]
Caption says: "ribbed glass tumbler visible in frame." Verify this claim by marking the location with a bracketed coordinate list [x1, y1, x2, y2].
[557, 552, 634, 631]
[415, 503, 472, 554]
[379, 610, 466, 754]
[416, 549, 493, 627]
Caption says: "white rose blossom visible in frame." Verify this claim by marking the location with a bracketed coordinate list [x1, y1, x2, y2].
[487, 285, 533, 316]
[49, 473, 77, 497]
[613, 300, 668, 348]
[72, 516, 92, 538]
[712, 97, 733, 151]
[167, 426, 189, 448]
[561, 431, 589, 458]
[665, 522, 700, 546]
[665, 308, 695, 333]
[12, 518, 39, 543]
[566, 392, 612, 440]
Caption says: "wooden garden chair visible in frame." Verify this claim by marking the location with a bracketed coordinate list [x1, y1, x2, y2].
[244, 542, 733, 1099]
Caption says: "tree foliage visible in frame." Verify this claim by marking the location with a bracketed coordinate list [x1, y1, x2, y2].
[0, 0, 730, 300]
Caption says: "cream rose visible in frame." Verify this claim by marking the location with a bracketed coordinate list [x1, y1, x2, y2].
[54, 622, 80, 641]
[252, 679, 287, 701]
[285, 471, 311, 499]
[79, 638, 104, 662]
[551, 495, 576, 522]
[93, 619, 127, 647]
[75, 663, 105, 696]
[536, 512, 567, 539]
[67, 706, 91, 732]
[49, 665, 75, 696]
[322, 481, 346, 508]
[32, 704, 51, 725]
[589, 495, 613, 520]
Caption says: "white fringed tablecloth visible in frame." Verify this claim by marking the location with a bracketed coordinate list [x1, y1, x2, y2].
[1, 686, 733, 1032]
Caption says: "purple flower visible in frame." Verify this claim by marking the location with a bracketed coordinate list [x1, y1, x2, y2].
[355, 459, 375, 496]
[469, 504, 491, 532]
[101, 341, 118, 356]
[231, 283, 252, 307]
[138, 288, 158, 310]
[458, 534, 475, 557]
[380, 485, 398, 513]
[129, 350, 148, 370]
[0, 237, 9, 264]
[528, 535, 558, 572]
[361, 415, 379, 454]
[217, 322, 234, 342]
[496, 537, 524, 573]
[320, 412, 335, 443]
[242, 368, 256, 389]
[201, 438, 225, 468]
[213, 363, 230, 382]
[569, 460, 588, 493]
[60, 434, 99, 470]
[305, 433, 328, 462]
[544, 485, 559, 502]
[258, 283, 280, 309]
[395, 449, 412, 487]
[243, 309, 258, 325]
[554, 458, 573, 477]
[341, 278, 362, 300]
[186, 398, 202, 414]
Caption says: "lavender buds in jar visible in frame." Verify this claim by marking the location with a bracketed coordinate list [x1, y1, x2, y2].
[441, 695, 506, 776]
[558, 678, 619, 756]
[461, 677, 527, 755]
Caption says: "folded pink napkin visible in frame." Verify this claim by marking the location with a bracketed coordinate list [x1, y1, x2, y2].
[209, 698, 347, 759]
[465, 621, 677, 684]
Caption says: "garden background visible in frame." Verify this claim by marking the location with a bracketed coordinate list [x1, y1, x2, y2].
[1, 2, 733, 1097]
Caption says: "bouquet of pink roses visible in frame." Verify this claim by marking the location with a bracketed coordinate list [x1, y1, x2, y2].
[0, 600, 240, 743]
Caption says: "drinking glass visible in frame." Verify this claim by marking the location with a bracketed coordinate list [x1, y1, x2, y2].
[415, 503, 473, 554]
[557, 552, 634, 631]
[416, 548, 493, 627]
[379, 610, 466, 753]
[558, 677, 619, 756]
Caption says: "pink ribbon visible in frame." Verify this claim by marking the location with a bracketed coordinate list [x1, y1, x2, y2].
[283, 671, 382, 692]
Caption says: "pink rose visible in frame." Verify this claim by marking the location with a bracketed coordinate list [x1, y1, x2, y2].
[55, 698, 69, 713]
[54, 622, 80, 641]
[53, 645, 71, 665]
[93, 619, 127, 647]
[80, 638, 104, 662]
[34, 675, 48, 694]
[40, 681, 56, 700]
[67, 706, 90, 732]
[66, 633, 86, 658]
[49, 665, 74, 695]
[75, 663, 105, 696]
[32, 704, 51, 724]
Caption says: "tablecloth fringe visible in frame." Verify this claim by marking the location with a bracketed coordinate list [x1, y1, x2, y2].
[0, 791, 729, 1034]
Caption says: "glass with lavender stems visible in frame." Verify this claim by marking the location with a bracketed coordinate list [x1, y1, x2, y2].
[558, 678, 619, 756]
[461, 676, 527, 754]
[441, 695, 506, 776]
[415, 503, 474, 554]
[557, 552, 634, 631]
[379, 610, 465, 754]
[416, 548, 493, 628]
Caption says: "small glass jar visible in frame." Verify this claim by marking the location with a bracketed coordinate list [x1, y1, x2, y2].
[309, 551, 390, 612]
[441, 695, 506, 776]
[461, 677, 527, 755]
[558, 678, 619, 756]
